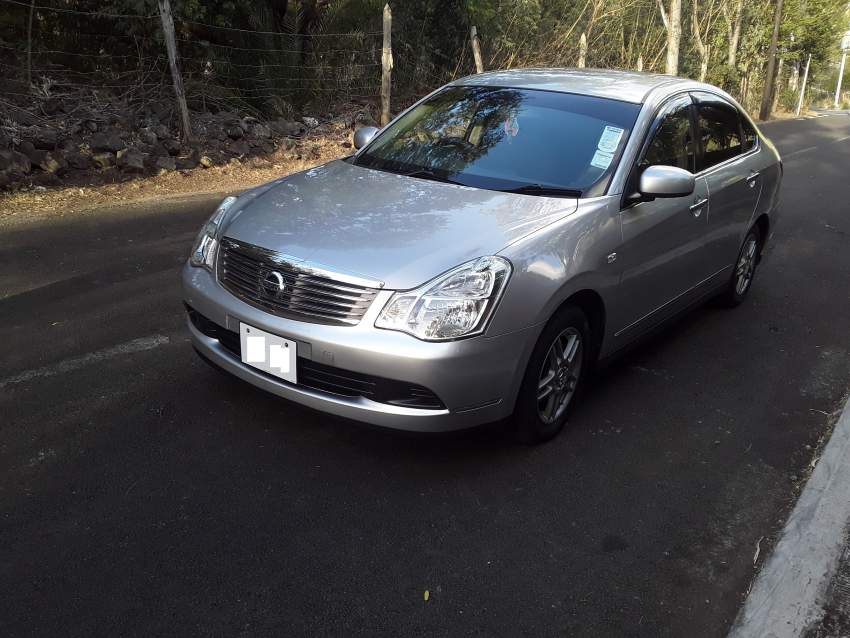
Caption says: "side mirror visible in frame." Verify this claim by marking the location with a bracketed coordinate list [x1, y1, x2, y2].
[353, 126, 379, 150]
[638, 165, 695, 199]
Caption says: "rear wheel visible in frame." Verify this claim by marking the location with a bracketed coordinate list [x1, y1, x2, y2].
[718, 226, 761, 307]
[512, 305, 590, 444]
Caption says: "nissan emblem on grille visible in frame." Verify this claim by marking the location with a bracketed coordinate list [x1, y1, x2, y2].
[262, 271, 286, 297]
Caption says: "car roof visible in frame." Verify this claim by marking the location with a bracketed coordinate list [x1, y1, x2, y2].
[450, 68, 699, 104]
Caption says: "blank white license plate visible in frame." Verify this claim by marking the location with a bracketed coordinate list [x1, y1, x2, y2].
[239, 322, 297, 384]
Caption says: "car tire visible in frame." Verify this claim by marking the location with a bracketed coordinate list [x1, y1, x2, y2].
[512, 304, 590, 444]
[718, 226, 761, 307]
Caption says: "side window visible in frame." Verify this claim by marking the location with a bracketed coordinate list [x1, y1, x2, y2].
[741, 115, 758, 152]
[696, 100, 742, 170]
[641, 103, 696, 173]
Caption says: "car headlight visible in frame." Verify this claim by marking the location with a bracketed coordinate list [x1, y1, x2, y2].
[375, 256, 511, 341]
[189, 196, 237, 269]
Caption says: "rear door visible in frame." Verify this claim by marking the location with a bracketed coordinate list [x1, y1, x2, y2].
[615, 94, 710, 338]
[691, 92, 762, 280]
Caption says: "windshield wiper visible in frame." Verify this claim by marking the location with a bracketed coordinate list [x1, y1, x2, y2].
[400, 168, 460, 185]
[500, 184, 582, 198]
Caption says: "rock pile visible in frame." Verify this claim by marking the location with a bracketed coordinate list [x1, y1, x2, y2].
[0, 100, 378, 191]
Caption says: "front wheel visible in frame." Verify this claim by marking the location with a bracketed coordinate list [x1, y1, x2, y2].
[512, 305, 590, 444]
[718, 227, 761, 307]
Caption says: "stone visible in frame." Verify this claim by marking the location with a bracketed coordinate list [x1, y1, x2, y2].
[227, 126, 244, 140]
[199, 155, 214, 168]
[84, 120, 98, 133]
[227, 140, 250, 156]
[90, 131, 125, 153]
[271, 119, 304, 137]
[18, 140, 40, 164]
[66, 152, 92, 170]
[31, 127, 58, 150]
[139, 128, 158, 146]
[301, 116, 319, 128]
[175, 156, 198, 170]
[251, 123, 272, 138]
[161, 139, 181, 156]
[152, 124, 170, 139]
[39, 152, 64, 174]
[0, 149, 32, 174]
[154, 156, 176, 171]
[59, 138, 78, 152]
[92, 152, 114, 169]
[117, 148, 147, 173]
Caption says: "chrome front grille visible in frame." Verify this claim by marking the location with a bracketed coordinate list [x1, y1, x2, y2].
[217, 238, 382, 325]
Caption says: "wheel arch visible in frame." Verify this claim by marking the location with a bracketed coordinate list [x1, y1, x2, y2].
[556, 288, 606, 363]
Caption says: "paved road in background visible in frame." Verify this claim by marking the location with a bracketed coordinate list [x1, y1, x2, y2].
[2, 112, 849, 638]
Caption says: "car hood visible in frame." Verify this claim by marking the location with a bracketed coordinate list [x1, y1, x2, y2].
[222, 160, 577, 289]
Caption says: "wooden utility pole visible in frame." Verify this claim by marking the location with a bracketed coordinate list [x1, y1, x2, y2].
[157, 0, 192, 141]
[470, 26, 484, 73]
[381, 3, 392, 126]
[795, 53, 811, 116]
[26, 0, 35, 90]
[759, 0, 784, 121]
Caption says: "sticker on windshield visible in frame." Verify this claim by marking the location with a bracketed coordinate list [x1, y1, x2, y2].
[590, 149, 614, 170]
[503, 116, 519, 139]
[597, 125, 624, 153]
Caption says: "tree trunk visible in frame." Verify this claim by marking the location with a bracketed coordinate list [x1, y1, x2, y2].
[789, 60, 799, 91]
[691, 0, 709, 82]
[759, 0, 784, 121]
[665, 0, 682, 76]
[727, 0, 743, 68]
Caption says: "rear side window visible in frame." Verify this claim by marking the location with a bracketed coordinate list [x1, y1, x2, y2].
[695, 99, 742, 171]
[641, 101, 696, 173]
[741, 116, 758, 152]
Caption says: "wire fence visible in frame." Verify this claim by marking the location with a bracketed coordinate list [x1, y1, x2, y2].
[0, 0, 439, 130]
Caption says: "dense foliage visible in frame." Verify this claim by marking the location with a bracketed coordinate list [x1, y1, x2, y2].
[0, 0, 847, 117]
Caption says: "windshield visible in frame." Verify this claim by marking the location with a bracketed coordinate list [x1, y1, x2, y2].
[354, 85, 641, 197]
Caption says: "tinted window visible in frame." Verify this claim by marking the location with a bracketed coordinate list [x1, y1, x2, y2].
[642, 102, 695, 172]
[696, 100, 742, 170]
[354, 86, 641, 197]
[741, 115, 758, 152]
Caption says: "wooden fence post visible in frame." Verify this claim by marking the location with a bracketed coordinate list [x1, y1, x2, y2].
[157, 0, 192, 141]
[470, 26, 484, 73]
[578, 33, 587, 68]
[381, 3, 393, 126]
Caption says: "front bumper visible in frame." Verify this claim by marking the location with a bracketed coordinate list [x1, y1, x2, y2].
[183, 263, 538, 432]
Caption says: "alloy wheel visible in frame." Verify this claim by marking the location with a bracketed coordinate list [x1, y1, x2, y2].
[735, 236, 758, 296]
[537, 327, 583, 424]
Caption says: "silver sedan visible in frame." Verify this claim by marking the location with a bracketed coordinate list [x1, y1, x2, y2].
[183, 68, 781, 442]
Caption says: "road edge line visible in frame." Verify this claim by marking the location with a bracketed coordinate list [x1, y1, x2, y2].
[728, 392, 850, 637]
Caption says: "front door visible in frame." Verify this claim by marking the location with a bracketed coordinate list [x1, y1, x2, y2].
[614, 94, 710, 339]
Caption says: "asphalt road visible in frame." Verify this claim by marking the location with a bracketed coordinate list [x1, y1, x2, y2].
[2, 112, 850, 638]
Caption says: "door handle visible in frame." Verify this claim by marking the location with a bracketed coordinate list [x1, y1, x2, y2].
[689, 198, 708, 217]
[746, 171, 760, 187]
